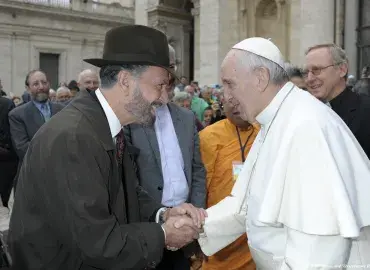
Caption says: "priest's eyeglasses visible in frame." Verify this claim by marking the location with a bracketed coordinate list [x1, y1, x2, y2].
[302, 64, 336, 78]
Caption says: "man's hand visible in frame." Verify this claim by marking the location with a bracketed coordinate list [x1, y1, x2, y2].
[164, 203, 207, 228]
[162, 216, 201, 249]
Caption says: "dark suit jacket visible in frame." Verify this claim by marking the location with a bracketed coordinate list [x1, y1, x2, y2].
[8, 90, 164, 270]
[331, 88, 370, 158]
[0, 97, 15, 156]
[125, 103, 206, 208]
[8, 101, 64, 161]
[0, 97, 17, 204]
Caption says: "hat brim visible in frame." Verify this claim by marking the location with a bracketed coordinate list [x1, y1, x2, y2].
[83, 58, 178, 80]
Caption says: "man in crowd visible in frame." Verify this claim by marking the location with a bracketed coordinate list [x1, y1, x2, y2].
[173, 92, 192, 110]
[9, 25, 205, 270]
[77, 69, 100, 92]
[199, 95, 258, 270]
[304, 44, 370, 158]
[200, 86, 214, 105]
[173, 92, 204, 132]
[0, 96, 17, 205]
[68, 80, 80, 97]
[56, 86, 72, 105]
[198, 37, 370, 268]
[166, 44, 177, 101]
[0, 79, 5, 96]
[285, 64, 307, 90]
[125, 44, 206, 270]
[185, 85, 209, 121]
[190, 81, 200, 97]
[21, 90, 30, 103]
[175, 76, 188, 93]
[9, 70, 64, 188]
[49, 88, 56, 101]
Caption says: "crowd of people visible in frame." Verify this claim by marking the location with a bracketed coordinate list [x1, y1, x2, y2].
[0, 24, 370, 270]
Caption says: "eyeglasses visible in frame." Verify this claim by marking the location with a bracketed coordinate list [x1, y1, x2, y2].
[302, 64, 337, 78]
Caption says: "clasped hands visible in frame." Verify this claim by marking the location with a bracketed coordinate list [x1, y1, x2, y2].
[161, 203, 207, 251]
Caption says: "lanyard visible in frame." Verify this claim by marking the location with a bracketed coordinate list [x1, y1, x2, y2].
[236, 126, 254, 162]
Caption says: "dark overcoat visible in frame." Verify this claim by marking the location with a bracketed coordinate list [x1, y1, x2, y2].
[8, 90, 164, 270]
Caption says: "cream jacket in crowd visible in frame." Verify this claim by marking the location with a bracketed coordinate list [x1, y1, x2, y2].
[199, 82, 370, 269]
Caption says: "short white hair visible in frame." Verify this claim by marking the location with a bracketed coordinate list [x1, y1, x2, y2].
[49, 89, 56, 94]
[78, 69, 99, 83]
[201, 85, 213, 94]
[184, 85, 193, 92]
[173, 92, 191, 103]
[56, 86, 70, 95]
[237, 50, 289, 85]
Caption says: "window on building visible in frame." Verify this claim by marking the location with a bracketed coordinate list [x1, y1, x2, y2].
[39, 53, 59, 90]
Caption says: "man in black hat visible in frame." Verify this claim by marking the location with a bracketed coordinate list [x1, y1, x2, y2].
[8, 25, 206, 270]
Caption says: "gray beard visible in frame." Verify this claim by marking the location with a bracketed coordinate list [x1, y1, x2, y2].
[33, 93, 49, 103]
[124, 86, 159, 127]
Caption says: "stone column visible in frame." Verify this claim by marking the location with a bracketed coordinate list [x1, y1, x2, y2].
[147, 4, 192, 79]
[288, 0, 302, 65]
[191, 0, 200, 81]
[135, 0, 148, 26]
[181, 24, 192, 79]
[335, 0, 345, 47]
[199, 0, 221, 85]
[299, 0, 335, 52]
[0, 33, 15, 95]
[12, 33, 31, 96]
[344, 0, 359, 76]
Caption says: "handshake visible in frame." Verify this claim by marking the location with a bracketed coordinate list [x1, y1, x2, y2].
[160, 203, 207, 251]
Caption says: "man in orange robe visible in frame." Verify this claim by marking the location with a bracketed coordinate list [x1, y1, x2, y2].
[199, 97, 259, 270]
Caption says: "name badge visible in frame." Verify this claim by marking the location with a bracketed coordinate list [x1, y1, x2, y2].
[232, 161, 244, 181]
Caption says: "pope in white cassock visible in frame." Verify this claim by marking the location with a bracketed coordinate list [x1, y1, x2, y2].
[198, 38, 370, 269]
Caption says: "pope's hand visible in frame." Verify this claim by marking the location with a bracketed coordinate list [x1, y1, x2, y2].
[163, 203, 207, 228]
[162, 216, 201, 249]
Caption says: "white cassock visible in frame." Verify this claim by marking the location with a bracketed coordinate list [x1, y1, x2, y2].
[198, 82, 370, 269]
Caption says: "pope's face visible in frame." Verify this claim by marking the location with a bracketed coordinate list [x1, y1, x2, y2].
[221, 50, 260, 123]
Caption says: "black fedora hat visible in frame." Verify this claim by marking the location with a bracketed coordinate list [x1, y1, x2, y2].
[84, 25, 175, 76]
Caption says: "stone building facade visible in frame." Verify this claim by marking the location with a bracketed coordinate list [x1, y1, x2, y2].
[135, 0, 193, 82]
[0, 0, 134, 96]
[191, 0, 362, 85]
[136, 0, 367, 85]
[0, 0, 368, 95]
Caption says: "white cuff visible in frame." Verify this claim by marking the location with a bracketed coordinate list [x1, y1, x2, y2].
[155, 207, 167, 223]
[161, 224, 166, 243]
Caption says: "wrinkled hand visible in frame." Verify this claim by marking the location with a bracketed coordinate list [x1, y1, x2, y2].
[163, 216, 201, 249]
[164, 203, 207, 229]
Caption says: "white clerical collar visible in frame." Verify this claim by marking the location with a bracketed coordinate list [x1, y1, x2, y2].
[256, 82, 294, 126]
[95, 89, 122, 138]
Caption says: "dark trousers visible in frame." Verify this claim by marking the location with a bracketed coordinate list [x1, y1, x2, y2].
[0, 160, 17, 206]
[155, 249, 190, 270]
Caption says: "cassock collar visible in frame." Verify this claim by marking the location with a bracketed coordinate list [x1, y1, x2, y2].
[95, 89, 122, 138]
[256, 82, 294, 126]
